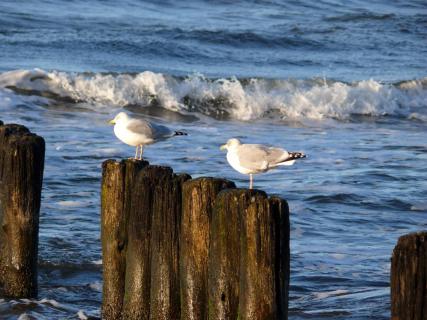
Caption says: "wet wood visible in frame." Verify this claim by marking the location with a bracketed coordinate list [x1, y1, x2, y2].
[148, 167, 190, 320]
[101, 161, 290, 320]
[270, 197, 290, 320]
[208, 189, 244, 319]
[121, 166, 155, 320]
[101, 159, 148, 320]
[0, 124, 45, 298]
[391, 231, 427, 320]
[208, 189, 290, 320]
[180, 177, 235, 320]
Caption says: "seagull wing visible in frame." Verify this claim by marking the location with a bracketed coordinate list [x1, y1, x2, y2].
[126, 119, 154, 138]
[150, 122, 173, 139]
[236, 144, 289, 171]
[265, 147, 290, 165]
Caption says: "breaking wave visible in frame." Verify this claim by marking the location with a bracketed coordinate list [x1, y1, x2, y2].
[1, 69, 426, 121]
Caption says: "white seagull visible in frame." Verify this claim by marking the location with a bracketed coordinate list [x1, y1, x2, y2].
[109, 112, 187, 160]
[220, 138, 305, 189]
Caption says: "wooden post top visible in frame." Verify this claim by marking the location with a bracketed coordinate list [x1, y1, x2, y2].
[0, 123, 45, 146]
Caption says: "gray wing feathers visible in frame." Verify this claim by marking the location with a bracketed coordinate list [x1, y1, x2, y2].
[126, 119, 154, 137]
[237, 144, 289, 170]
[150, 122, 173, 139]
[266, 147, 290, 164]
[126, 119, 172, 139]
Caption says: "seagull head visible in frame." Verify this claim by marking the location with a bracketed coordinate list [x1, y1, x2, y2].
[109, 112, 129, 125]
[220, 138, 241, 151]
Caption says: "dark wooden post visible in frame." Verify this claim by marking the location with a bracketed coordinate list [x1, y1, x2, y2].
[101, 159, 147, 320]
[180, 178, 235, 320]
[121, 166, 156, 320]
[208, 189, 244, 319]
[148, 167, 190, 320]
[121, 166, 190, 320]
[391, 231, 427, 320]
[0, 124, 45, 298]
[101, 161, 290, 319]
[270, 197, 290, 320]
[208, 189, 290, 320]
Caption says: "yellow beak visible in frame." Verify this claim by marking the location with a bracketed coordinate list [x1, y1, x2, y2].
[220, 144, 227, 151]
[108, 119, 115, 125]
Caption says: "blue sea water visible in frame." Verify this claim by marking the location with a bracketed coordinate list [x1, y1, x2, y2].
[0, 0, 426, 319]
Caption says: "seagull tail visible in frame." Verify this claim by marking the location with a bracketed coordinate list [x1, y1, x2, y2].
[174, 131, 188, 136]
[277, 152, 306, 166]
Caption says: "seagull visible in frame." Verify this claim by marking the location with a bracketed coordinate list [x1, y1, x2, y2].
[220, 138, 305, 189]
[109, 112, 187, 160]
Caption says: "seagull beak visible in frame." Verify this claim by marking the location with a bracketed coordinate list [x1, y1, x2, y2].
[220, 144, 227, 151]
[108, 119, 115, 125]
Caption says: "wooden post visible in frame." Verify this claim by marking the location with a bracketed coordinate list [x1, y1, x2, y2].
[180, 178, 235, 320]
[101, 159, 148, 320]
[0, 124, 45, 298]
[148, 167, 190, 320]
[101, 161, 290, 319]
[208, 189, 290, 320]
[121, 166, 156, 320]
[391, 231, 427, 320]
[208, 189, 244, 319]
[270, 197, 290, 320]
[121, 166, 190, 320]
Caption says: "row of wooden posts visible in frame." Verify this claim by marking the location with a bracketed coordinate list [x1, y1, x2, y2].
[0, 121, 426, 319]
[101, 160, 289, 319]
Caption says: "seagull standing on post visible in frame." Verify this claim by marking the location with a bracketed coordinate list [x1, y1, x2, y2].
[109, 112, 187, 160]
[220, 138, 305, 189]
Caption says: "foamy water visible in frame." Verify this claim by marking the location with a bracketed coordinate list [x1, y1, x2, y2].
[1, 69, 426, 121]
[1, 0, 426, 318]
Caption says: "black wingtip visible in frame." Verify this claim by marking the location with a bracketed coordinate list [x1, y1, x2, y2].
[174, 131, 188, 136]
[289, 152, 306, 159]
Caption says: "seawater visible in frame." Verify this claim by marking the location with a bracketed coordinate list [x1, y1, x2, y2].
[0, 0, 426, 319]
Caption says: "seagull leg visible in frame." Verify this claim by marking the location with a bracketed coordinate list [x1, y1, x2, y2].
[249, 174, 253, 189]
[139, 145, 144, 160]
[135, 146, 139, 159]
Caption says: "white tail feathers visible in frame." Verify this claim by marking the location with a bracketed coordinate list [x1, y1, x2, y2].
[278, 160, 296, 166]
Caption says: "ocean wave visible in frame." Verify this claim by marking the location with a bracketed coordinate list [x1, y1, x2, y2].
[0, 69, 426, 121]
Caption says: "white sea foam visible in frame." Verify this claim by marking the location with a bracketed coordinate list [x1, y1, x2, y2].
[57, 200, 85, 207]
[0, 69, 426, 121]
[77, 310, 88, 320]
[314, 289, 349, 300]
[89, 281, 102, 292]
[17, 314, 32, 320]
[38, 298, 61, 308]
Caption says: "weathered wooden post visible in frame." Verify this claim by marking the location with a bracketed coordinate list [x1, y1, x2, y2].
[391, 231, 427, 320]
[122, 166, 190, 320]
[270, 197, 290, 319]
[180, 177, 235, 320]
[101, 160, 290, 319]
[208, 189, 243, 319]
[0, 123, 45, 298]
[208, 189, 290, 320]
[148, 167, 190, 320]
[121, 166, 156, 320]
[101, 159, 148, 320]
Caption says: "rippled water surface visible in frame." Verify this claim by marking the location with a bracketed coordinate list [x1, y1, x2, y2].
[0, 0, 426, 319]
